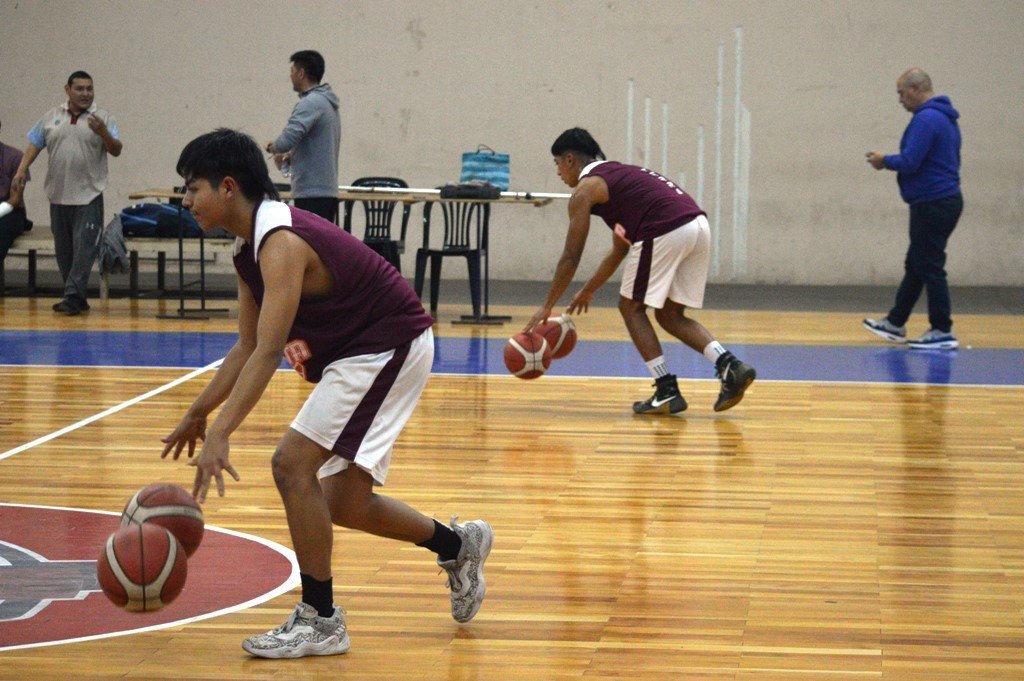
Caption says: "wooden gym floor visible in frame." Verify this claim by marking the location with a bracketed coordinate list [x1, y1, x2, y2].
[1, 294, 1023, 679]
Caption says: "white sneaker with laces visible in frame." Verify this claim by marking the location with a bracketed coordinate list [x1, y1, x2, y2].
[437, 517, 493, 623]
[863, 317, 907, 344]
[908, 329, 959, 350]
[242, 602, 350, 659]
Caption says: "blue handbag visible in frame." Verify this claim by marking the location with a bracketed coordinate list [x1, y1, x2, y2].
[460, 145, 510, 190]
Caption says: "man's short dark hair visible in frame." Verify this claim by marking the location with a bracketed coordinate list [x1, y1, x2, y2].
[67, 71, 92, 86]
[551, 128, 606, 160]
[290, 50, 325, 83]
[176, 129, 280, 202]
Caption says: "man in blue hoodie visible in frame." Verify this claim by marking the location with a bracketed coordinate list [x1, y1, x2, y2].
[266, 50, 341, 223]
[863, 68, 963, 350]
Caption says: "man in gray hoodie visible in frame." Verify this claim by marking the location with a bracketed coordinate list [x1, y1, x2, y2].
[266, 50, 341, 222]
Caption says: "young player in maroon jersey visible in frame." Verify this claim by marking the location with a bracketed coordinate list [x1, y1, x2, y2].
[161, 129, 492, 658]
[526, 127, 755, 414]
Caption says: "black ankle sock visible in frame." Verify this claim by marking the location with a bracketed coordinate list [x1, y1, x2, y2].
[300, 573, 335, 618]
[416, 519, 462, 562]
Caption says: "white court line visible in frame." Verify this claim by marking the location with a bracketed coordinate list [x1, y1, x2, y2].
[0, 359, 224, 462]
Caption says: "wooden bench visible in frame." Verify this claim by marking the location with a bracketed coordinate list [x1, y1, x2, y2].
[2, 233, 236, 299]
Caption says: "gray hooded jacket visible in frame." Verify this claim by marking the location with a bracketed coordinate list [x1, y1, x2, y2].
[273, 83, 341, 199]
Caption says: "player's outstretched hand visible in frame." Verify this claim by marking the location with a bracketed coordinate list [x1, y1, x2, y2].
[161, 412, 207, 461]
[567, 288, 594, 315]
[189, 435, 240, 503]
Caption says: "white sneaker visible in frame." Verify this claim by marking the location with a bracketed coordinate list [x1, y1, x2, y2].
[437, 517, 493, 623]
[863, 317, 907, 344]
[242, 602, 350, 659]
[908, 329, 959, 350]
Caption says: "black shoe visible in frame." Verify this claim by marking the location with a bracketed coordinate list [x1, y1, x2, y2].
[52, 298, 80, 316]
[714, 352, 756, 412]
[633, 374, 688, 414]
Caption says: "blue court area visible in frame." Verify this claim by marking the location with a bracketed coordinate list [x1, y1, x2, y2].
[0, 329, 1021, 387]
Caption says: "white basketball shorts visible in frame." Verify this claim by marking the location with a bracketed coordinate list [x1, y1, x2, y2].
[619, 214, 710, 309]
[290, 327, 434, 486]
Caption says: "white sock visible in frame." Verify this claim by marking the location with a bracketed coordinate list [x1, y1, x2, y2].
[645, 356, 670, 379]
[702, 341, 726, 364]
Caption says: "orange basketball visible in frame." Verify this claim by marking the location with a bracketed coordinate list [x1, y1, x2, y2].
[97, 524, 188, 612]
[121, 483, 204, 556]
[504, 331, 551, 379]
[536, 314, 577, 359]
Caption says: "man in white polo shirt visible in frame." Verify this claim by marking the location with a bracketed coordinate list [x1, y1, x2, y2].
[14, 70, 122, 315]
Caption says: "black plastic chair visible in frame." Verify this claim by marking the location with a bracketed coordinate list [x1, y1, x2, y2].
[342, 177, 411, 272]
[413, 200, 488, 319]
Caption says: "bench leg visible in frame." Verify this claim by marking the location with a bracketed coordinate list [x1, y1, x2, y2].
[130, 251, 139, 297]
[27, 249, 37, 293]
[157, 252, 166, 292]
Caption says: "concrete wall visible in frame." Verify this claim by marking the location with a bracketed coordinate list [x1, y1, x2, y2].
[2, 0, 1021, 285]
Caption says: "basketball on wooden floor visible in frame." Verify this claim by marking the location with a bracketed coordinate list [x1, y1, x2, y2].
[536, 314, 577, 359]
[97, 523, 188, 612]
[121, 483, 204, 556]
[504, 331, 551, 379]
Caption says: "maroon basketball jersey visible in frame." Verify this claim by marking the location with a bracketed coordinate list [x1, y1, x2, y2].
[581, 161, 706, 243]
[234, 201, 434, 382]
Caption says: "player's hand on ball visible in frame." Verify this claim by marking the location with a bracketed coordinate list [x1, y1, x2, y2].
[523, 306, 552, 334]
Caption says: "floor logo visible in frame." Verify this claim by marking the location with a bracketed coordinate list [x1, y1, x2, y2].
[0, 540, 99, 621]
[0, 503, 297, 651]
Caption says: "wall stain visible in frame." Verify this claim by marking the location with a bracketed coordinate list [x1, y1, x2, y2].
[406, 18, 426, 50]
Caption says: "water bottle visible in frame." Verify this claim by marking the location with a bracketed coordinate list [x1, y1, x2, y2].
[280, 160, 291, 178]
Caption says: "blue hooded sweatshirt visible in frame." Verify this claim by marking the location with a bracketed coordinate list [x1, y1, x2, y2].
[884, 96, 961, 205]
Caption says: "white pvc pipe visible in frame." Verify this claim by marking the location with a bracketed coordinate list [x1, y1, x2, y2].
[696, 124, 706, 208]
[737, 105, 752, 277]
[732, 26, 743, 281]
[626, 78, 635, 164]
[661, 100, 670, 176]
[713, 43, 724, 278]
[643, 96, 652, 167]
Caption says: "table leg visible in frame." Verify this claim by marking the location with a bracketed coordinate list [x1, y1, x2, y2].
[156, 204, 228, 319]
[454, 207, 510, 325]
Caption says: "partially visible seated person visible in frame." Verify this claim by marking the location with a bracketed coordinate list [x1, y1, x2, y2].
[0, 179, 23, 218]
[1, 165, 32, 282]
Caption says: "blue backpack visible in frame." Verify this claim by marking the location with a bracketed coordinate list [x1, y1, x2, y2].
[120, 203, 202, 238]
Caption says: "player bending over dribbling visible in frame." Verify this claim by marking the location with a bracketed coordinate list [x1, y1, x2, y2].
[160, 129, 492, 658]
[525, 127, 755, 414]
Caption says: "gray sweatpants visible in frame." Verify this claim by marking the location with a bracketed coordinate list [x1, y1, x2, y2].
[50, 194, 103, 302]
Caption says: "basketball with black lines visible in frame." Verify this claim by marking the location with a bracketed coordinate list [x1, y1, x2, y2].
[121, 483, 205, 556]
[97, 523, 188, 612]
[504, 331, 551, 379]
